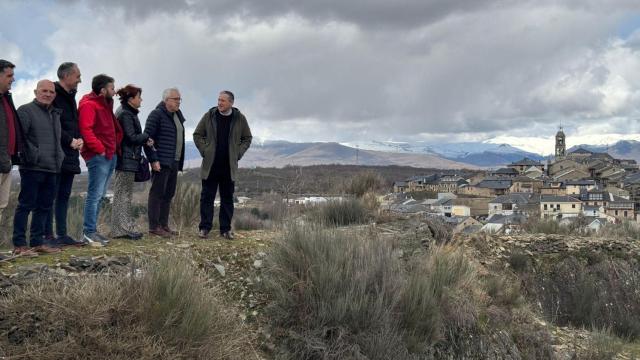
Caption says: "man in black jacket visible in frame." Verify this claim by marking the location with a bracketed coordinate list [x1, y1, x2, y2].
[45, 62, 85, 247]
[12, 80, 63, 255]
[193, 90, 252, 239]
[0, 60, 23, 226]
[143, 88, 185, 238]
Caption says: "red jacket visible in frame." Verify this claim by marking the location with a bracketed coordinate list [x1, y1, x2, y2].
[78, 92, 123, 161]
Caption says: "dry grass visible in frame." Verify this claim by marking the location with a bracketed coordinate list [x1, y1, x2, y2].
[0, 255, 249, 359]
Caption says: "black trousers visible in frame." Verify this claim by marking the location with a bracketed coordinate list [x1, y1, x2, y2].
[44, 171, 75, 237]
[148, 162, 178, 230]
[13, 170, 57, 247]
[199, 167, 234, 234]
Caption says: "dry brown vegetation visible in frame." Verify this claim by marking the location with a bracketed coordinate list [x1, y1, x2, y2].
[0, 256, 249, 359]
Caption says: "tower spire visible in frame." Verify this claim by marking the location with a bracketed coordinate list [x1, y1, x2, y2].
[555, 125, 566, 160]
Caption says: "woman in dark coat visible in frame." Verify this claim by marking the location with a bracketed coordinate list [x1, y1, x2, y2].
[109, 85, 153, 239]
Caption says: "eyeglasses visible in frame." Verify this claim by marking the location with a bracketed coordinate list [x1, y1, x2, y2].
[168, 97, 182, 102]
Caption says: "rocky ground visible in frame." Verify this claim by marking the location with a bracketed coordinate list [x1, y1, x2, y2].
[2, 218, 640, 359]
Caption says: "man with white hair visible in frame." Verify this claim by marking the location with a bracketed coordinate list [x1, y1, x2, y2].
[143, 88, 186, 238]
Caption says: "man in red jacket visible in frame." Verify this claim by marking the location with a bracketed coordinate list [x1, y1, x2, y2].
[0, 60, 24, 227]
[78, 74, 123, 246]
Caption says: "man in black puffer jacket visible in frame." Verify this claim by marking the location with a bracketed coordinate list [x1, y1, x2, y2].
[12, 80, 64, 255]
[44, 62, 85, 247]
[143, 87, 185, 238]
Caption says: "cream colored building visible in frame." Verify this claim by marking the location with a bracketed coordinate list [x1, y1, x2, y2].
[540, 195, 582, 219]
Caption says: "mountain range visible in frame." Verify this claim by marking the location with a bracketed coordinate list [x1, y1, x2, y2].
[180, 139, 640, 170]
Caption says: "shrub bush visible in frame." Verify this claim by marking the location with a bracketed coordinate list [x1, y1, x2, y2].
[233, 209, 267, 230]
[313, 199, 369, 226]
[264, 225, 545, 358]
[347, 172, 383, 198]
[577, 328, 625, 360]
[522, 217, 567, 234]
[400, 246, 480, 349]
[525, 255, 640, 339]
[507, 251, 530, 273]
[264, 225, 404, 358]
[599, 220, 640, 240]
[170, 182, 200, 232]
[0, 255, 247, 359]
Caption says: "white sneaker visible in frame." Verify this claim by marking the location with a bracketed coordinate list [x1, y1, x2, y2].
[83, 233, 105, 247]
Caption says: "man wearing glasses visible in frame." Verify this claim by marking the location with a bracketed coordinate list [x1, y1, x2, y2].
[143, 88, 185, 238]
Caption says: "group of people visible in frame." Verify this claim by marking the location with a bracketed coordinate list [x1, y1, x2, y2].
[0, 60, 252, 257]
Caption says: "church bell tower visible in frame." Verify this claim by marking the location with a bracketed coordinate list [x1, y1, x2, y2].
[555, 126, 566, 159]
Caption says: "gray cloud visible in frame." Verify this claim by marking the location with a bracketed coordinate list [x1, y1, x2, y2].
[10, 1, 640, 144]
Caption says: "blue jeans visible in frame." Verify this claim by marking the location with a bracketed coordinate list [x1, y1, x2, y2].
[83, 155, 116, 234]
[12, 170, 57, 247]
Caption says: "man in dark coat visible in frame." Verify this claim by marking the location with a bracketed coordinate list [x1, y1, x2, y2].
[12, 80, 64, 256]
[45, 62, 85, 247]
[144, 87, 185, 238]
[0, 60, 23, 225]
[193, 90, 252, 239]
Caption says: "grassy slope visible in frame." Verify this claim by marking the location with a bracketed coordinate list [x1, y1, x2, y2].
[4, 224, 640, 359]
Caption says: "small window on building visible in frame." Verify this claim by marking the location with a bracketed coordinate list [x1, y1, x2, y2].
[544, 204, 548, 210]
[624, 211, 628, 217]
[572, 204, 576, 208]
[615, 210, 619, 216]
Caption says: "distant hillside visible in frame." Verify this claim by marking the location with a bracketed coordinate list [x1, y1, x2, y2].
[344, 140, 544, 167]
[568, 140, 640, 163]
[183, 141, 479, 170]
[449, 150, 545, 167]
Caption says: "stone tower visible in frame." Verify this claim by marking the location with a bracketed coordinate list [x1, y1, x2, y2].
[555, 126, 566, 159]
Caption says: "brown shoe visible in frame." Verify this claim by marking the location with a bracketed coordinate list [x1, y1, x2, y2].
[149, 227, 171, 238]
[162, 226, 179, 236]
[221, 231, 234, 240]
[13, 246, 39, 257]
[32, 245, 62, 254]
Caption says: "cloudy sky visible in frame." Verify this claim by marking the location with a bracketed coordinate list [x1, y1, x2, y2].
[3, 0, 640, 154]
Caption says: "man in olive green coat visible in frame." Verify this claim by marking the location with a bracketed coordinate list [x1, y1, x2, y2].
[193, 90, 251, 239]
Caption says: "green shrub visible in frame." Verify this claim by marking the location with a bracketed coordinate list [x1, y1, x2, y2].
[599, 220, 640, 240]
[483, 274, 522, 308]
[347, 172, 383, 198]
[265, 225, 405, 358]
[522, 217, 567, 234]
[233, 209, 267, 230]
[170, 182, 200, 232]
[577, 328, 624, 360]
[264, 225, 539, 358]
[507, 251, 530, 273]
[400, 246, 480, 348]
[314, 199, 369, 226]
[526, 255, 640, 339]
